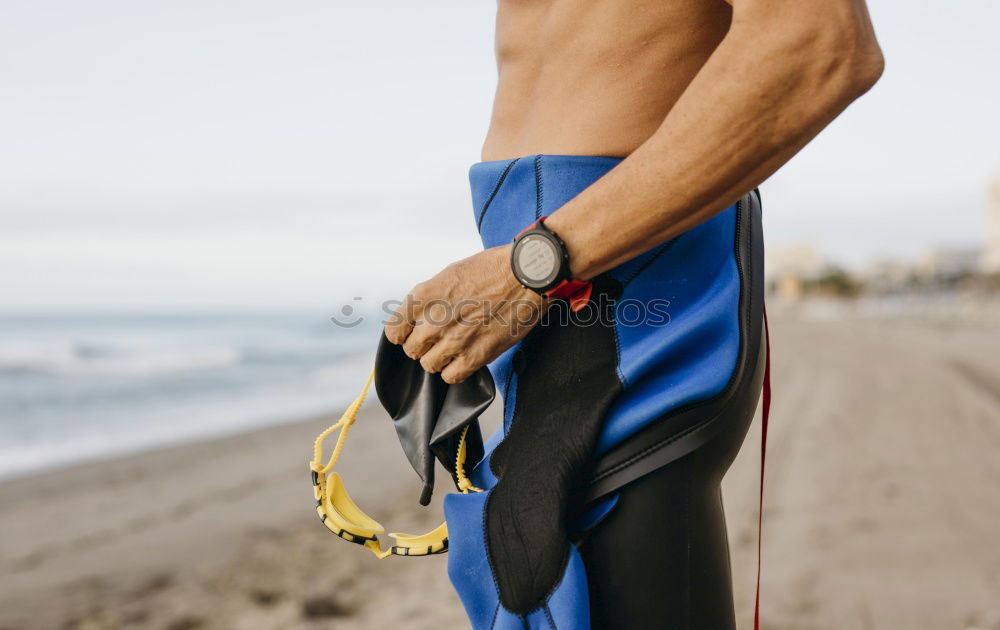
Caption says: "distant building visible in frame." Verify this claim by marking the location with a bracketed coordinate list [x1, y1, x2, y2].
[766, 244, 828, 280]
[981, 174, 1000, 273]
[862, 259, 914, 294]
[917, 247, 981, 281]
[766, 244, 830, 300]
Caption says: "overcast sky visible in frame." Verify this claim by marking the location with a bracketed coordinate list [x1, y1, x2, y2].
[1, 0, 998, 312]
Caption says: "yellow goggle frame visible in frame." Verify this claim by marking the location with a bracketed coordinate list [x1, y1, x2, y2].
[310, 370, 481, 559]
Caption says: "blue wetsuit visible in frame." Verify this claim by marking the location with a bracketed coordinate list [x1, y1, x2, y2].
[442, 155, 766, 629]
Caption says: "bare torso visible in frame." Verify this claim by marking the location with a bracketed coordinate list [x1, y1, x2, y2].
[483, 0, 733, 160]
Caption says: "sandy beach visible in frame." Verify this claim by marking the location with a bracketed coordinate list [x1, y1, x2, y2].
[2, 308, 999, 630]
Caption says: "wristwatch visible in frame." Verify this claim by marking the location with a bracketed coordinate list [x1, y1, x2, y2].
[510, 217, 593, 312]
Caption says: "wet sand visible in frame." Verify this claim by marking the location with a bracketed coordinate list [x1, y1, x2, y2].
[2, 308, 999, 629]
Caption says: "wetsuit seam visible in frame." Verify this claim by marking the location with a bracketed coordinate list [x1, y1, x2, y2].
[533, 155, 544, 219]
[524, 547, 574, 615]
[743, 194, 754, 364]
[734, 195, 752, 411]
[589, 411, 713, 483]
[490, 602, 500, 629]
[587, 196, 756, 489]
[613, 324, 628, 388]
[612, 236, 677, 386]
[605, 288, 627, 388]
[492, 368, 522, 478]
[502, 370, 515, 433]
[477, 158, 519, 232]
[482, 490, 507, 608]
[621, 238, 678, 287]
[543, 603, 558, 630]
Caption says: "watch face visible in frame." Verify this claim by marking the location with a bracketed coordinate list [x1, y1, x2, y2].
[514, 233, 559, 288]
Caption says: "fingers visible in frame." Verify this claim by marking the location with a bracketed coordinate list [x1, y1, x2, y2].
[402, 324, 439, 360]
[401, 325, 475, 380]
[440, 355, 476, 384]
[419, 340, 458, 374]
[440, 342, 494, 384]
[384, 292, 418, 345]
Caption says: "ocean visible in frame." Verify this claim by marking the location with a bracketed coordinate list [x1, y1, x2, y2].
[0, 313, 383, 480]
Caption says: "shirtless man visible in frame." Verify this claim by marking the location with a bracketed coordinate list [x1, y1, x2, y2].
[384, 0, 882, 627]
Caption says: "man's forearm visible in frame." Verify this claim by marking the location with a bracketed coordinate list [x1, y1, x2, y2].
[544, 0, 883, 280]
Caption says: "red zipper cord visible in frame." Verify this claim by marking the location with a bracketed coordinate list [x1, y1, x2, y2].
[754, 306, 771, 630]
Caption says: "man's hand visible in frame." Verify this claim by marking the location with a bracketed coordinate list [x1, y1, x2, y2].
[385, 246, 544, 384]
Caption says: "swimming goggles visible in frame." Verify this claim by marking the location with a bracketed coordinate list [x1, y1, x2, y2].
[309, 369, 482, 559]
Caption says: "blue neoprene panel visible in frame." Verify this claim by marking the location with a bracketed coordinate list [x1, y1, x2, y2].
[599, 207, 740, 453]
[445, 490, 591, 630]
[469, 155, 740, 456]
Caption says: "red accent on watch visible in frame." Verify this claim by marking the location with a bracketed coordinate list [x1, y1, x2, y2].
[521, 216, 592, 312]
[545, 278, 593, 312]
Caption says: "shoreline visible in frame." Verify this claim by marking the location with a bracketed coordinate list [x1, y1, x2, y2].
[0, 410, 339, 486]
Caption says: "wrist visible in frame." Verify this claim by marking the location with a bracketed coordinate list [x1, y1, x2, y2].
[540, 213, 598, 281]
[509, 218, 592, 312]
[497, 244, 543, 302]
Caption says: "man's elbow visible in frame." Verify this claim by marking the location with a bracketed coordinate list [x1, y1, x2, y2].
[805, 6, 885, 98]
[838, 26, 884, 96]
[746, 3, 884, 100]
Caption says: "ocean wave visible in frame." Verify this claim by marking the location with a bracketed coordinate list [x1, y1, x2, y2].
[0, 314, 378, 480]
[0, 342, 241, 376]
[0, 369, 368, 481]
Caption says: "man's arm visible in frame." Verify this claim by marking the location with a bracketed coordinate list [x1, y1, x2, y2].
[386, 0, 882, 383]
[545, 0, 883, 278]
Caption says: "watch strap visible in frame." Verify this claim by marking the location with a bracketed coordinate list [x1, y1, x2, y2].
[515, 217, 593, 312]
[545, 278, 593, 312]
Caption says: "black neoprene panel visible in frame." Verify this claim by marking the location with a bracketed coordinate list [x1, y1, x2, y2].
[486, 277, 624, 615]
[577, 341, 761, 629]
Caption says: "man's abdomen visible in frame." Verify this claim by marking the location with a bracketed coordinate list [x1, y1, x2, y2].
[483, 0, 732, 161]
